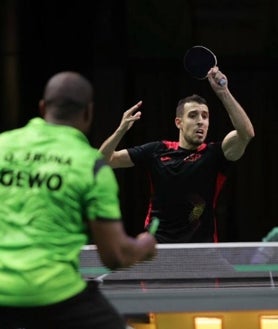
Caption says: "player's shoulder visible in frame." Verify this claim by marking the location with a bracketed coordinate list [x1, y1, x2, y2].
[129, 140, 162, 152]
[206, 141, 222, 152]
[206, 141, 228, 162]
[0, 126, 25, 145]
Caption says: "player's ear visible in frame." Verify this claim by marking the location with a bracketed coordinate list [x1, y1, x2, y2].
[39, 100, 46, 117]
[84, 102, 93, 123]
[175, 117, 182, 129]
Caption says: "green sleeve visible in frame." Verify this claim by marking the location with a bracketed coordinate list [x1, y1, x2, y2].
[86, 161, 122, 221]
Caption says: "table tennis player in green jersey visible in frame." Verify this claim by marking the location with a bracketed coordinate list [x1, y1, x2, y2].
[0, 71, 156, 329]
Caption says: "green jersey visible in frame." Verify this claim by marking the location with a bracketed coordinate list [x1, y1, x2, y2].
[0, 118, 121, 306]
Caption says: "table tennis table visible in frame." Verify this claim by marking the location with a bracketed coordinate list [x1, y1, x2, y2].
[79, 242, 278, 329]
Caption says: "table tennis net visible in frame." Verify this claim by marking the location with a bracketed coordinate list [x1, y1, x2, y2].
[79, 242, 278, 288]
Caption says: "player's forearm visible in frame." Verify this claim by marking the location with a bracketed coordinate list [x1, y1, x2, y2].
[218, 89, 255, 141]
[99, 127, 127, 162]
[104, 234, 156, 270]
[120, 235, 156, 268]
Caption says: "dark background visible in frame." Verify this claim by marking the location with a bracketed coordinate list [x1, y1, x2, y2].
[1, 0, 277, 241]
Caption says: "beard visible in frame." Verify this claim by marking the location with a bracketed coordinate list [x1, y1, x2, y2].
[185, 134, 205, 148]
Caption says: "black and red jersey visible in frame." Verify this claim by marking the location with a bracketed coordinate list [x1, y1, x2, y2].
[127, 140, 231, 243]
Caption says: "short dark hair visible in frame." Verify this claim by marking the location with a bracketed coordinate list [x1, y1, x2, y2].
[43, 71, 93, 120]
[176, 94, 207, 117]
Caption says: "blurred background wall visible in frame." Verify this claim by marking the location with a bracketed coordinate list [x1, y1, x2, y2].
[1, 0, 277, 241]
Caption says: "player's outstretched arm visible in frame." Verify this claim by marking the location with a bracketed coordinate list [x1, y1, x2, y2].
[90, 220, 156, 270]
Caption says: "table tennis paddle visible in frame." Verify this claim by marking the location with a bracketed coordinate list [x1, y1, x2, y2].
[183, 45, 226, 86]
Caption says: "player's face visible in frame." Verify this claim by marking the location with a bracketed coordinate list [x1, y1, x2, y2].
[175, 101, 209, 149]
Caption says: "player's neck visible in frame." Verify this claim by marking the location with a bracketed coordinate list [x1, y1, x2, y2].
[178, 137, 207, 151]
[179, 140, 199, 151]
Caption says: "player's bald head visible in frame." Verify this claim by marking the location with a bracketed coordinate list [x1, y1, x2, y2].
[43, 71, 93, 119]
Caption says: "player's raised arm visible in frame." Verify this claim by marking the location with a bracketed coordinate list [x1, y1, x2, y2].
[207, 67, 255, 161]
[99, 101, 142, 168]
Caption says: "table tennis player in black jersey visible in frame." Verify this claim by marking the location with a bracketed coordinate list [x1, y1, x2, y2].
[100, 67, 255, 243]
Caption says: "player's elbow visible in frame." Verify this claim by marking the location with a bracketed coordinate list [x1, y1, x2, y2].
[242, 128, 255, 150]
[246, 126, 255, 141]
[237, 126, 255, 146]
[98, 153, 114, 166]
[99, 255, 122, 270]
[100, 152, 121, 168]
[101, 258, 123, 271]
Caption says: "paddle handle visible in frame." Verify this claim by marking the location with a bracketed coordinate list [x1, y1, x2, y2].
[218, 77, 227, 86]
[148, 217, 160, 235]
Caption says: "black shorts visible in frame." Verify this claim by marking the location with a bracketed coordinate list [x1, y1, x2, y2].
[0, 281, 126, 329]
